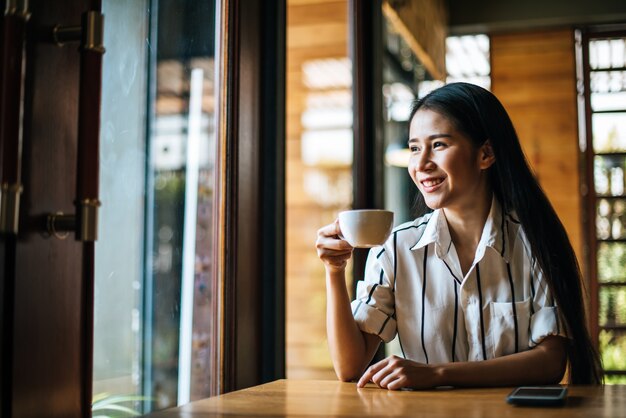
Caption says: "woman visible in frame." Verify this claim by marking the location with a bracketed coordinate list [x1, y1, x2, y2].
[316, 82, 603, 390]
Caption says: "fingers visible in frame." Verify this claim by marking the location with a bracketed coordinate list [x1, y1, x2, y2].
[316, 221, 352, 254]
[357, 356, 407, 390]
[316, 220, 353, 272]
[357, 358, 390, 388]
[317, 220, 341, 239]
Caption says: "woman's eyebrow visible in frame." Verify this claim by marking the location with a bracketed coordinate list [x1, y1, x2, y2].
[407, 133, 453, 145]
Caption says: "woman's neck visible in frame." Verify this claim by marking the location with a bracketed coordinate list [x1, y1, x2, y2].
[443, 191, 493, 272]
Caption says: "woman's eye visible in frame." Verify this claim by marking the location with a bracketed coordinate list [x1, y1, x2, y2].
[433, 141, 446, 148]
[410, 146, 419, 152]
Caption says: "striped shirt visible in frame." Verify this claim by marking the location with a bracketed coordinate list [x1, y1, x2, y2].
[351, 197, 564, 364]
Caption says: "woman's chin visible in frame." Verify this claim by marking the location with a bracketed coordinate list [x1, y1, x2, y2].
[423, 196, 445, 210]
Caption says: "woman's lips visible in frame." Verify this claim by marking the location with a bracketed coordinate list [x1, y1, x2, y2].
[420, 177, 445, 193]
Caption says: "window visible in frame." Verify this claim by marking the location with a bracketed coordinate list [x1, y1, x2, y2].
[94, 1, 218, 414]
[578, 29, 626, 384]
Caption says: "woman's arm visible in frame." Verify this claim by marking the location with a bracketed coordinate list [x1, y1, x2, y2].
[357, 335, 567, 390]
[317, 221, 381, 381]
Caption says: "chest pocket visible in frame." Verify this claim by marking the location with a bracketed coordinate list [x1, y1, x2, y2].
[490, 298, 531, 357]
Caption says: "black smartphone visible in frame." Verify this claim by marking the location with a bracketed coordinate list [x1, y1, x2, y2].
[506, 386, 568, 406]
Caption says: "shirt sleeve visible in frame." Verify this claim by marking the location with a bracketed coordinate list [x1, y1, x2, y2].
[350, 245, 396, 343]
[528, 259, 567, 347]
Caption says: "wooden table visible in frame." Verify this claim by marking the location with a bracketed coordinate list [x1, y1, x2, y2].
[144, 379, 626, 417]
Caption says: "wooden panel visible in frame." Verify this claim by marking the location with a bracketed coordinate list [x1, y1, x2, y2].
[491, 29, 583, 264]
[288, 23, 348, 48]
[288, 1, 347, 26]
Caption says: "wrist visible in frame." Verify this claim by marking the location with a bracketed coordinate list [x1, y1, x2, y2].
[431, 364, 446, 387]
[326, 266, 347, 281]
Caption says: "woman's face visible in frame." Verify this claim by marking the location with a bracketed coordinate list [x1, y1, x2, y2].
[408, 109, 494, 211]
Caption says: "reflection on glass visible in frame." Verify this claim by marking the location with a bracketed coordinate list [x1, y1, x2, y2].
[94, 1, 148, 415]
[600, 330, 626, 371]
[148, 0, 217, 407]
[95, 1, 218, 414]
[598, 243, 626, 283]
[592, 113, 626, 153]
[599, 287, 626, 326]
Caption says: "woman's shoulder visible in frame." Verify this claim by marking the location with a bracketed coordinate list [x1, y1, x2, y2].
[504, 211, 532, 258]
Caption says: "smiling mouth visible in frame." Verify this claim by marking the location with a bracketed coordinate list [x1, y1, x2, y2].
[420, 177, 445, 192]
[421, 178, 444, 187]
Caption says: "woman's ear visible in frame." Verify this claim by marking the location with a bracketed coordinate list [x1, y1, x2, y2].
[479, 140, 496, 169]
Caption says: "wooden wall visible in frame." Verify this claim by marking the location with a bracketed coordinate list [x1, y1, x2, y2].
[491, 29, 583, 262]
[286, 0, 350, 380]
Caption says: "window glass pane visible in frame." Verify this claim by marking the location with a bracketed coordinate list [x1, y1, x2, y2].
[594, 155, 625, 197]
[600, 329, 626, 372]
[591, 91, 626, 112]
[286, 0, 352, 380]
[599, 287, 626, 326]
[94, 1, 148, 415]
[597, 198, 626, 240]
[592, 113, 626, 153]
[598, 242, 626, 283]
[445, 34, 491, 90]
[148, 0, 217, 409]
[590, 38, 626, 70]
[606, 374, 626, 384]
[590, 71, 626, 95]
[95, 1, 218, 415]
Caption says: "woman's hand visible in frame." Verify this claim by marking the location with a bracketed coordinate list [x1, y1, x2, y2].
[357, 355, 442, 390]
[316, 220, 354, 273]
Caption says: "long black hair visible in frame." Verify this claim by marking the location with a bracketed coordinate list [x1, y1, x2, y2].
[408, 82, 603, 384]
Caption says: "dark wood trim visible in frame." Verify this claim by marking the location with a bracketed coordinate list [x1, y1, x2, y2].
[589, 66, 626, 72]
[605, 370, 626, 376]
[579, 27, 600, 348]
[599, 325, 626, 331]
[259, 0, 286, 385]
[0, 236, 16, 417]
[219, 0, 286, 394]
[350, 0, 384, 212]
[221, 0, 239, 394]
[595, 153, 626, 157]
[349, 1, 385, 283]
[349, 0, 385, 362]
[599, 282, 626, 287]
[597, 238, 626, 243]
[591, 109, 626, 114]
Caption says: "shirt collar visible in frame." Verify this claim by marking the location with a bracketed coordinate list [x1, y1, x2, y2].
[410, 209, 452, 259]
[410, 196, 511, 263]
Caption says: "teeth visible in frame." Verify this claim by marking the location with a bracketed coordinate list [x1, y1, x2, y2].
[422, 179, 443, 187]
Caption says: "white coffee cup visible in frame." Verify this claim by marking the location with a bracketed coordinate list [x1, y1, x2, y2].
[338, 209, 394, 248]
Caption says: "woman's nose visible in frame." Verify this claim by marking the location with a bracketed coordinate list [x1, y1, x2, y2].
[414, 150, 434, 172]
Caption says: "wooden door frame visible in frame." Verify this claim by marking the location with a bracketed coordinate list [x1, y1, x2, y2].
[213, 0, 286, 394]
[349, 0, 386, 362]
[349, 0, 385, 290]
